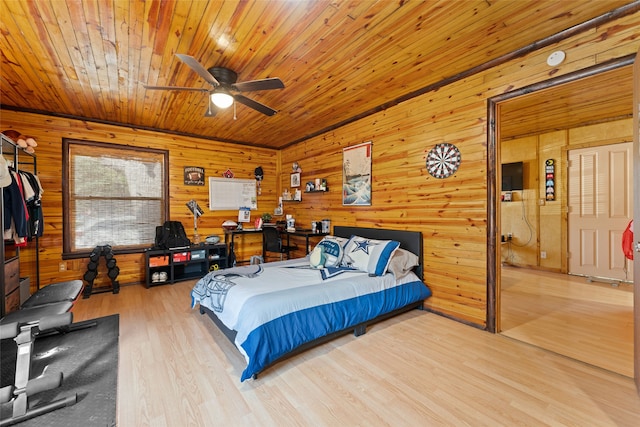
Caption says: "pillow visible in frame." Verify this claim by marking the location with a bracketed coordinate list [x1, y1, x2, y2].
[387, 248, 419, 279]
[309, 245, 326, 269]
[320, 235, 349, 247]
[342, 235, 400, 276]
[310, 236, 346, 268]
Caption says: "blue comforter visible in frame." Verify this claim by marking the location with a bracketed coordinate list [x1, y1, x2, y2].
[191, 258, 431, 381]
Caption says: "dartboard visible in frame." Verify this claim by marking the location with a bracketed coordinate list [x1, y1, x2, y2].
[426, 143, 461, 178]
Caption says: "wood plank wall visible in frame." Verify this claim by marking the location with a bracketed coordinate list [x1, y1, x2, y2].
[279, 12, 640, 326]
[0, 116, 278, 290]
[2, 11, 639, 327]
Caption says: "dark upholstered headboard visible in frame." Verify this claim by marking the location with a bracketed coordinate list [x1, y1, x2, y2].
[333, 226, 424, 280]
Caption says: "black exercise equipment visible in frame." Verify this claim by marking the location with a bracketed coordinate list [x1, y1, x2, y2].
[20, 280, 83, 309]
[0, 279, 92, 426]
[82, 245, 120, 298]
[0, 280, 83, 328]
[0, 313, 77, 426]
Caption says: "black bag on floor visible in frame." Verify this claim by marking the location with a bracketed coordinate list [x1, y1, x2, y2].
[155, 221, 191, 249]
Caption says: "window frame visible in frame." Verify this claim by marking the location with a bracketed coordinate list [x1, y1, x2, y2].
[62, 138, 169, 258]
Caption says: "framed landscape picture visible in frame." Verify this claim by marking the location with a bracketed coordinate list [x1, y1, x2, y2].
[342, 141, 372, 206]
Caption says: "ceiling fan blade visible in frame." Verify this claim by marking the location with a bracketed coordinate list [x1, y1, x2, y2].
[233, 94, 278, 116]
[232, 78, 285, 92]
[175, 54, 220, 87]
[143, 85, 209, 92]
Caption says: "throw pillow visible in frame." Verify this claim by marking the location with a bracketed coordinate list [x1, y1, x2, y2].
[387, 248, 419, 279]
[312, 236, 345, 267]
[309, 245, 326, 269]
[342, 235, 400, 276]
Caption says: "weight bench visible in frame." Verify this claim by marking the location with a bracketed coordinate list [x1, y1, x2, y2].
[0, 279, 83, 326]
[0, 280, 93, 426]
[0, 313, 77, 426]
[21, 279, 84, 309]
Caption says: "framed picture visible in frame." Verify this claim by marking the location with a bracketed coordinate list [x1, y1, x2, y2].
[342, 141, 372, 206]
[290, 172, 301, 187]
[184, 166, 205, 186]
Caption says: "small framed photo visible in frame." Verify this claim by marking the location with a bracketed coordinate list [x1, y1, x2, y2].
[290, 172, 301, 187]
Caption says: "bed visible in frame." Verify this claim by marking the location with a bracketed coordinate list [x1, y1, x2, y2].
[191, 226, 432, 381]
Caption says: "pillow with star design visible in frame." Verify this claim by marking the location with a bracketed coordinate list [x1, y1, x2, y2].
[341, 235, 400, 276]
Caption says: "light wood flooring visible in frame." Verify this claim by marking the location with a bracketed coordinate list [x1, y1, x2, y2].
[71, 280, 640, 426]
[500, 266, 634, 378]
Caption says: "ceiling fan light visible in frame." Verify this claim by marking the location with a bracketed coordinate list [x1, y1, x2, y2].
[211, 92, 233, 109]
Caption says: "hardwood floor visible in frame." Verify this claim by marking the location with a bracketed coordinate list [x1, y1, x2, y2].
[500, 266, 634, 378]
[71, 280, 640, 426]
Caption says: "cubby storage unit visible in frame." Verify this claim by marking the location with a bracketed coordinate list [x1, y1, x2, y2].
[145, 243, 227, 288]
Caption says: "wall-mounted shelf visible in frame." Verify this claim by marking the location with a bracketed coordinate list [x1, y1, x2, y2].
[282, 199, 301, 203]
[304, 188, 329, 193]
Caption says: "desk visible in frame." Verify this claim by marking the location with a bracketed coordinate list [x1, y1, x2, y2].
[224, 228, 262, 245]
[225, 228, 328, 263]
[283, 229, 328, 255]
[224, 228, 263, 265]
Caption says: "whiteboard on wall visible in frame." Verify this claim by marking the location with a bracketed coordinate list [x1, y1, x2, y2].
[208, 177, 257, 211]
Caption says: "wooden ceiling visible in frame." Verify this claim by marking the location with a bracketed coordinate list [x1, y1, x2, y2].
[0, 0, 635, 149]
[499, 65, 634, 140]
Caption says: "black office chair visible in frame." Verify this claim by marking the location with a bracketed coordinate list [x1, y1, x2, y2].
[262, 226, 297, 261]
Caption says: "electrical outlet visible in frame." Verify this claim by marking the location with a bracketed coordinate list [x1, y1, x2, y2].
[540, 251, 547, 259]
[59, 261, 67, 272]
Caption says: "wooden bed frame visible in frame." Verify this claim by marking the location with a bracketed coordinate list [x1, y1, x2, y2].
[199, 226, 426, 378]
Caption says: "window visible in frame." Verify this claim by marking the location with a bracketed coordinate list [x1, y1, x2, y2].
[63, 139, 168, 255]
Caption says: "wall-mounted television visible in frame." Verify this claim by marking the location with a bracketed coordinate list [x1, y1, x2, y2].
[501, 161, 524, 191]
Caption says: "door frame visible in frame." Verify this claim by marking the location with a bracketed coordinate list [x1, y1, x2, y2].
[632, 46, 640, 393]
[486, 54, 635, 333]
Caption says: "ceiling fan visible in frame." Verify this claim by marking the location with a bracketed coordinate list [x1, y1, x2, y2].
[143, 54, 284, 117]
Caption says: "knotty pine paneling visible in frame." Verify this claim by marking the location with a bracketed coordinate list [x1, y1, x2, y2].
[281, 12, 640, 326]
[0, 111, 277, 290]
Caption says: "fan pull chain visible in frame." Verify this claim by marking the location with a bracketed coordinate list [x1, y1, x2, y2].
[233, 101, 237, 120]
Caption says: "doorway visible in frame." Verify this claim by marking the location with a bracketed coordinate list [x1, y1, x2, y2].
[487, 57, 636, 376]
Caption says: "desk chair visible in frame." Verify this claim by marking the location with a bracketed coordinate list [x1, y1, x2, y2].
[262, 226, 297, 261]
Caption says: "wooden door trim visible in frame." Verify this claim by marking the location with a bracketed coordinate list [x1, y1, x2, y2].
[632, 46, 640, 394]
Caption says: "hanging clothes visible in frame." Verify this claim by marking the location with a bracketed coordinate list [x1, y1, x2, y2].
[2, 169, 28, 245]
[622, 220, 634, 261]
[18, 169, 44, 237]
[2, 163, 44, 244]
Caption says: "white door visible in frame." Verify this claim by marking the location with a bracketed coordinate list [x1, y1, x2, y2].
[568, 143, 634, 282]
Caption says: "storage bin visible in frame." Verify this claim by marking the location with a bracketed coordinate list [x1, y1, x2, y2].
[149, 255, 169, 267]
[172, 252, 190, 263]
[191, 249, 206, 260]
